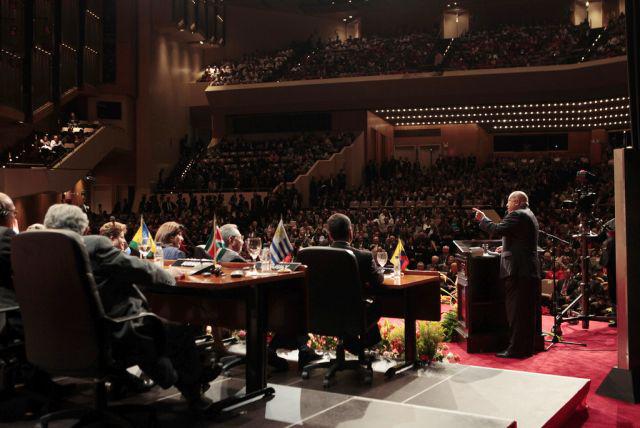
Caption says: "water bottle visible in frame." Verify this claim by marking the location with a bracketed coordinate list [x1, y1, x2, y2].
[154, 246, 164, 268]
[393, 256, 401, 278]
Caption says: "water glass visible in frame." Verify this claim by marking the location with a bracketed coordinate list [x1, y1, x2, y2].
[376, 250, 388, 269]
[393, 256, 401, 278]
[154, 246, 164, 268]
[259, 247, 271, 272]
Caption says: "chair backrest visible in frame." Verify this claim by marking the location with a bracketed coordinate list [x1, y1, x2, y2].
[11, 230, 106, 376]
[297, 247, 365, 337]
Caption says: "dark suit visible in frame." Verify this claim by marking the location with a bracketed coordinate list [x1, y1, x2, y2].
[83, 236, 203, 396]
[331, 241, 384, 353]
[0, 227, 19, 339]
[0, 227, 16, 291]
[479, 208, 541, 356]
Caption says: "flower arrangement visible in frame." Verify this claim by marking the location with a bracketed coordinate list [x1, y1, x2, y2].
[308, 334, 339, 353]
[233, 315, 460, 364]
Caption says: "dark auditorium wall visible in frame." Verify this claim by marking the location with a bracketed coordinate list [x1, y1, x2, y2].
[204, 5, 346, 63]
[357, 0, 572, 36]
[466, 0, 573, 28]
[393, 124, 492, 166]
[366, 112, 394, 164]
[14, 192, 60, 229]
[135, 0, 204, 193]
[357, 0, 443, 36]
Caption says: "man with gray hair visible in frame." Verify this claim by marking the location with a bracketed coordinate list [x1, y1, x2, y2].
[473, 191, 541, 359]
[217, 223, 246, 262]
[43, 204, 219, 411]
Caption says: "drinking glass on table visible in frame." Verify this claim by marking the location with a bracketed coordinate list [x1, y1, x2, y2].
[247, 238, 262, 275]
[376, 250, 388, 270]
[259, 247, 271, 273]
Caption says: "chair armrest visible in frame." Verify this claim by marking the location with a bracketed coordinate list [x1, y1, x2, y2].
[104, 311, 162, 325]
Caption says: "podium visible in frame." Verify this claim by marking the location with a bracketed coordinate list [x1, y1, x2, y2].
[453, 240, 509, 353]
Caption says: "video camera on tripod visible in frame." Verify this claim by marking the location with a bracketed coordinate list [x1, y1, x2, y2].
[546, 169, 613, 346]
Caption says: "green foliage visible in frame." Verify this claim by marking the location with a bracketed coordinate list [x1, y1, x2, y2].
[417, 321, 445, 362]
[441, 308, 460, 343]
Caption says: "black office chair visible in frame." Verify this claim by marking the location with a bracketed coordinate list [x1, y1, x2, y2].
[11, 230, 158, 427]
[297, 247, 374, 388]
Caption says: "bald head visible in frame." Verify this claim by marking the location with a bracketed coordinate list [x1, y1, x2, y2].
[506, 191, 529, 213]
[0, 193, 15, 228]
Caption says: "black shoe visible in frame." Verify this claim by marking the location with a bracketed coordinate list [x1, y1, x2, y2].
[109, 371, 155, 399]
[268, 349, 289, 372]
[298, 348, 323, 371]
[609, 320, 617, 328]
[495, 350, 529, 359]
[187, 395, 214, 414]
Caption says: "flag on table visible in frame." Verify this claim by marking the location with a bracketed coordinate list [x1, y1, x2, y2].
[129, 216, 156, 258]
[270, 219, 293, 264]
[391, 239, 410, 271]
[204, 216, 225, 260]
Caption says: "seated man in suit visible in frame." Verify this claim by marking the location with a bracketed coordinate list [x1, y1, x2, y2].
[43, 204, 218, 412]
[327, 213, 385, 354]
[216, 224, 245, 262]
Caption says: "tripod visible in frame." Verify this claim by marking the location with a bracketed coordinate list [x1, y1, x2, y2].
[562, 214, 614, 328]
[539, 229, 586, 350]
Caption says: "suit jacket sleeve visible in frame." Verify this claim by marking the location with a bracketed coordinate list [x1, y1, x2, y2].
[479, 211, 521, 238]
[90, 236, 175, 287]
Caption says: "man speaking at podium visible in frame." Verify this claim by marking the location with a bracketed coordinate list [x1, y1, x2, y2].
[473, 191, 541, 358]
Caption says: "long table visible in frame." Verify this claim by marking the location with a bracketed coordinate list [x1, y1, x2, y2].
[142, 265, 306, 394]
[142, 265, 441, 392]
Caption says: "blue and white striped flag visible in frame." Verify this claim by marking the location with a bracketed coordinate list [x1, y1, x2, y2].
[270, 219, 293, 264]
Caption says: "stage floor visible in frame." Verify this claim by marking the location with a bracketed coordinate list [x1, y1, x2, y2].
[0, 359, 588, 427]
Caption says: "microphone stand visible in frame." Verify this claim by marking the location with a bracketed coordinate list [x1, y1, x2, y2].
[539, 229, 586, 350]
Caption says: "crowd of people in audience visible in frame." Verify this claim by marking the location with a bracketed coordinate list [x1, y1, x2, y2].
[446, 22, 589, 70]
[199, 47, 296, 85]
[105, 155, 616, 315]
[1, 113, 95, 167]
[588, 13, 627, 60]
[160, 133, 354, 192]
[198, 17, 627, 85]
[285, 32, 438, 80]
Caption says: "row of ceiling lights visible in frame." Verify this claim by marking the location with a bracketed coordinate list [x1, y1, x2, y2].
[374, 96, 629, 114]
[381, 96, 631, 130]
[385, 105, 630, 120]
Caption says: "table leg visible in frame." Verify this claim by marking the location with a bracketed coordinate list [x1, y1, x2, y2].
[245, 287, 268, 392]
[202, 287, 275, 416]
[385, 289, 417, 378]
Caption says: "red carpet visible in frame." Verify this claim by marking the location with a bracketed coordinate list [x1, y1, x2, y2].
[445, 315, 640, 427]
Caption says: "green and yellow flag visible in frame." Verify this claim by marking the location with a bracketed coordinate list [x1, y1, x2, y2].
[129, 216, 156, 258]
